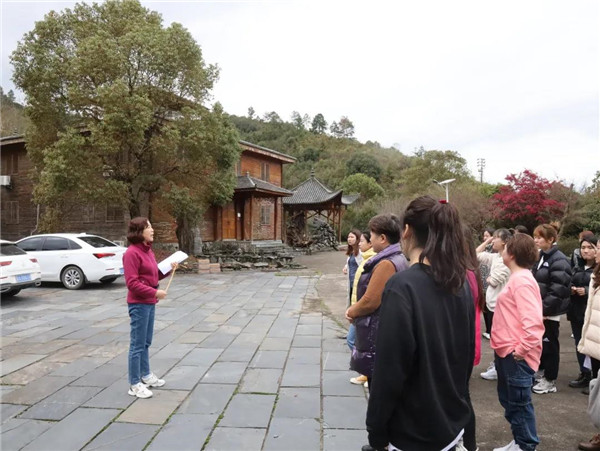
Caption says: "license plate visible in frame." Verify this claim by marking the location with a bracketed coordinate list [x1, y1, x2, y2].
[16, 274, 31, 282]
[120, 268, 124, 275]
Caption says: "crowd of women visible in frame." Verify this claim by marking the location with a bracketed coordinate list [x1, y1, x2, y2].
[341, 198, 600, 451]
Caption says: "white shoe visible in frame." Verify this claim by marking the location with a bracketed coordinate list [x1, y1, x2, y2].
[493, 440, 523, 451]
[480, 362, 497, 380]
[364, 380, 368, 388]
[350, 375, 368, 385]
[142, 373, 165, 387]
[532, 377, 557, 394]
[533, 369, 544, 383]
[128, 382, 153, 398]
[482, 332, 491, 340]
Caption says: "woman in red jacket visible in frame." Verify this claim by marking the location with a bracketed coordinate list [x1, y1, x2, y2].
[124, 217, 176, 399]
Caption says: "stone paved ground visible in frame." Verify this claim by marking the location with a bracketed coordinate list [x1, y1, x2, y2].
[1, 271, 367, 451]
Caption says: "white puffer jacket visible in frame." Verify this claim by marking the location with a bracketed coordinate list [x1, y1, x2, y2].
[578, 276, 600, 361]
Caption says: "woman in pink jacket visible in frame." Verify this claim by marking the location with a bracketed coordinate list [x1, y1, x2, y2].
[491, 233, 545, 451]
[123, 217, 176, 399]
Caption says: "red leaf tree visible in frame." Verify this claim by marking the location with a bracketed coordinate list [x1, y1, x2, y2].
[492, 169, 565, 233]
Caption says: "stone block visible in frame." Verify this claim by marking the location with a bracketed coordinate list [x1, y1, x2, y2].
[219, 393, 276, 428]
[83, 422, 159, 451]
[263, 417, 321, 451]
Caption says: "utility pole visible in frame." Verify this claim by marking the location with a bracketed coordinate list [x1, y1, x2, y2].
[477, 158, 486, 183]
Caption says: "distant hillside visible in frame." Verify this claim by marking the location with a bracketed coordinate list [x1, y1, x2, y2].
[1, 87, 27, 137]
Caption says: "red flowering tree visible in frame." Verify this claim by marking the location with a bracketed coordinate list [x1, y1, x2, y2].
[492, 170, 565, 233]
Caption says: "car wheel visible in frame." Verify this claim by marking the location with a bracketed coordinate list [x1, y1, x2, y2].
[61, 266, 85, 290]
[3, 288, 21, 297]
[100, 277, 118, 284]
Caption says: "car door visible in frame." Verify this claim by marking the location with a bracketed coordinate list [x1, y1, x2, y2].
[38, 237, 74, 280]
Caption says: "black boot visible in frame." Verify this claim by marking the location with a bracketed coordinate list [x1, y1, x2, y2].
[570, 372, 592, 388]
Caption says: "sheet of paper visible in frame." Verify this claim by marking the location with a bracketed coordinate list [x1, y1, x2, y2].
[158, 250, 189, 275]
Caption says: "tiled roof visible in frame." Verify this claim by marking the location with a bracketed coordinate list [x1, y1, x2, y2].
[235, 173, 293, 196]
[283, 171, 345, 205]
[239, 140, 296, 163]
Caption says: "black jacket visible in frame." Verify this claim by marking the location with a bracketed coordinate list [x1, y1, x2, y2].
[532, 246, 572, 316]
[366, 264, 474, 451]
[568, 264, 594, 323]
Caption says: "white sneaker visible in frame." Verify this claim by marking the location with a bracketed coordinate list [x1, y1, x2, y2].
[482, 332, 491, 340]
[481, 362, 497, 380]
[128, 382, 153, 398]
[142, 373, 165, 387]
[532, 377, 557, 394]
[533, 369, 544, 382]
[493, 440, 523, 451]
[364, 380, 368, 388]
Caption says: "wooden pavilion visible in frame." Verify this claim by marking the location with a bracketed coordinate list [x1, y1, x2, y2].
[283, 170, 358, 244]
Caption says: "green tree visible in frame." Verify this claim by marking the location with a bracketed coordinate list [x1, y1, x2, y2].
[310, 113, 327, 134]
[401, 148, 473, 195]
[341, 173, 384, 200]
[1, 87, 27, 136]
[330, 116, 355, 138]
[346, 153, 382, 181]
[291, 111, 305, 130]
[11, 0, 240, 251]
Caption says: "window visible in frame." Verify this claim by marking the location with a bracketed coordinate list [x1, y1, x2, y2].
[78, 236, 117, 248]
[1, 153, 19, 175]
[0, 243, 27, 256]
[261, 162, 270, 182]
[82, 205, 95, 223]
[42, 237, 70, 251]
[260, 205, 271, 225]
[17, 237, 43, 251]
[3, 201, 19, 224]
[106, 204, 123, 222]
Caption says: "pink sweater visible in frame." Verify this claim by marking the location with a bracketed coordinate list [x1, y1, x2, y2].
[123, 243, 167, 304]
[491, 269, 544, 371]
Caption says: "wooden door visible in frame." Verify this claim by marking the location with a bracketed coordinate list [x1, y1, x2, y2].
[222, 203, 236, 239]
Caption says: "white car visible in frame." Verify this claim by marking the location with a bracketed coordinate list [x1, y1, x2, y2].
[16, 234, 126, 290]
[0, 239, 42, 297]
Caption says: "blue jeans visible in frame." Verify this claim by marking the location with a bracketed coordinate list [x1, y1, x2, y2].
[495, 353, 539, 451]
[128, 303, 155, 385]
[347, 323, 356, 351]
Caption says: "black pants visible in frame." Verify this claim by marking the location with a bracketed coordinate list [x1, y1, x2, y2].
[539, 319, 560, 380]
[483, 306, 494, 335]
[463, 386, 477, 451]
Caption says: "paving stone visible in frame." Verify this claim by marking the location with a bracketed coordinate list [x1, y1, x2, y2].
[0, 354, 47, 377]
[81, 331, 122, 346]
[83, 379, 136, 409]
[161, 365, 206, 390]
[0, 418, 53, 450]
[178, 347, 223, 366]
[217, 344, 258, 362]
[273, 387, 320, 419]
[49, 357, 105, 377]
[323, 351, 352, 371]
[219, 393, 276, 428]
[288, 347, 321, 365]
[146, 357, 179, 379]
[83, 422, 159, 451]
[2, 376, 76, 405]
[1, 360, 66, 385]
[259, 337, 292, 351]
[323, 396, 367, 429]
[239, 368, 282, 394]
[250, 350, 288, 369]
[1, 403, 28, 422]
[146, 413, 216, 450]
[201, 362, 247, 384]
[323, 370, 367, 396]
[45, 344, 98, 363]
[263, 417, 321, 450]
[281, 363, 320, 387]
[292, 334, 321, 348]
[295, 324, 322, 336]
[22, 407, 119, 451]
[205, 426, 266, 451]
[323, 338, 348, 352]
[150, 343, 195, 360]
[70, 363, 125, 387]
[175, 331, 210, 344]
[19, 385, 103, 420]
[198, 332, 237, 348]
[117, 389, 188, 425]
[323, 428, 368, 450]
[178, 383, 236, 414]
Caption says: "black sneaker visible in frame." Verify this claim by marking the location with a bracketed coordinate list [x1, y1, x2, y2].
[570, 373, 592, 389]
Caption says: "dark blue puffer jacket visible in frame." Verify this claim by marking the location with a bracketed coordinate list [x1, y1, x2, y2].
[532, 245, 572, 316]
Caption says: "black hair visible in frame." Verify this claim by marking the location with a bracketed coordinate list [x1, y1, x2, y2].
[346, 229, 361, 256]
[403, 195, 468, 294]
[369, 214, 401, 244]
[362, 230, 372, 243]
[494, 228, 513, 243]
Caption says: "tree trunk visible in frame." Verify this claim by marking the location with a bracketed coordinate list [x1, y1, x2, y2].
[176, 216, 195, 255]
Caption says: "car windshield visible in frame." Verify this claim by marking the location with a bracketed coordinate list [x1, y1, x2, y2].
[1, 243, 28, 256]
[78, 236, 118, 248]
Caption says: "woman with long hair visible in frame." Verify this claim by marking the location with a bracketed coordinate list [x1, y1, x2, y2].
[531, 223, 572, 395]
[364, 196, 474, 451]
[343, 229, 363, 306]
[123, 217, 177, 399]
[568, 235, 598, 391]
[491, 233, 544, 451]
[477, 228, 512, 380]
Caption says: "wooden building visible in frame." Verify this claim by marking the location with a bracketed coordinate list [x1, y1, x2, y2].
[0, 135, 295, 245]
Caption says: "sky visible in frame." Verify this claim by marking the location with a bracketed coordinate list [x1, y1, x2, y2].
[1, 0, 599, 187]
